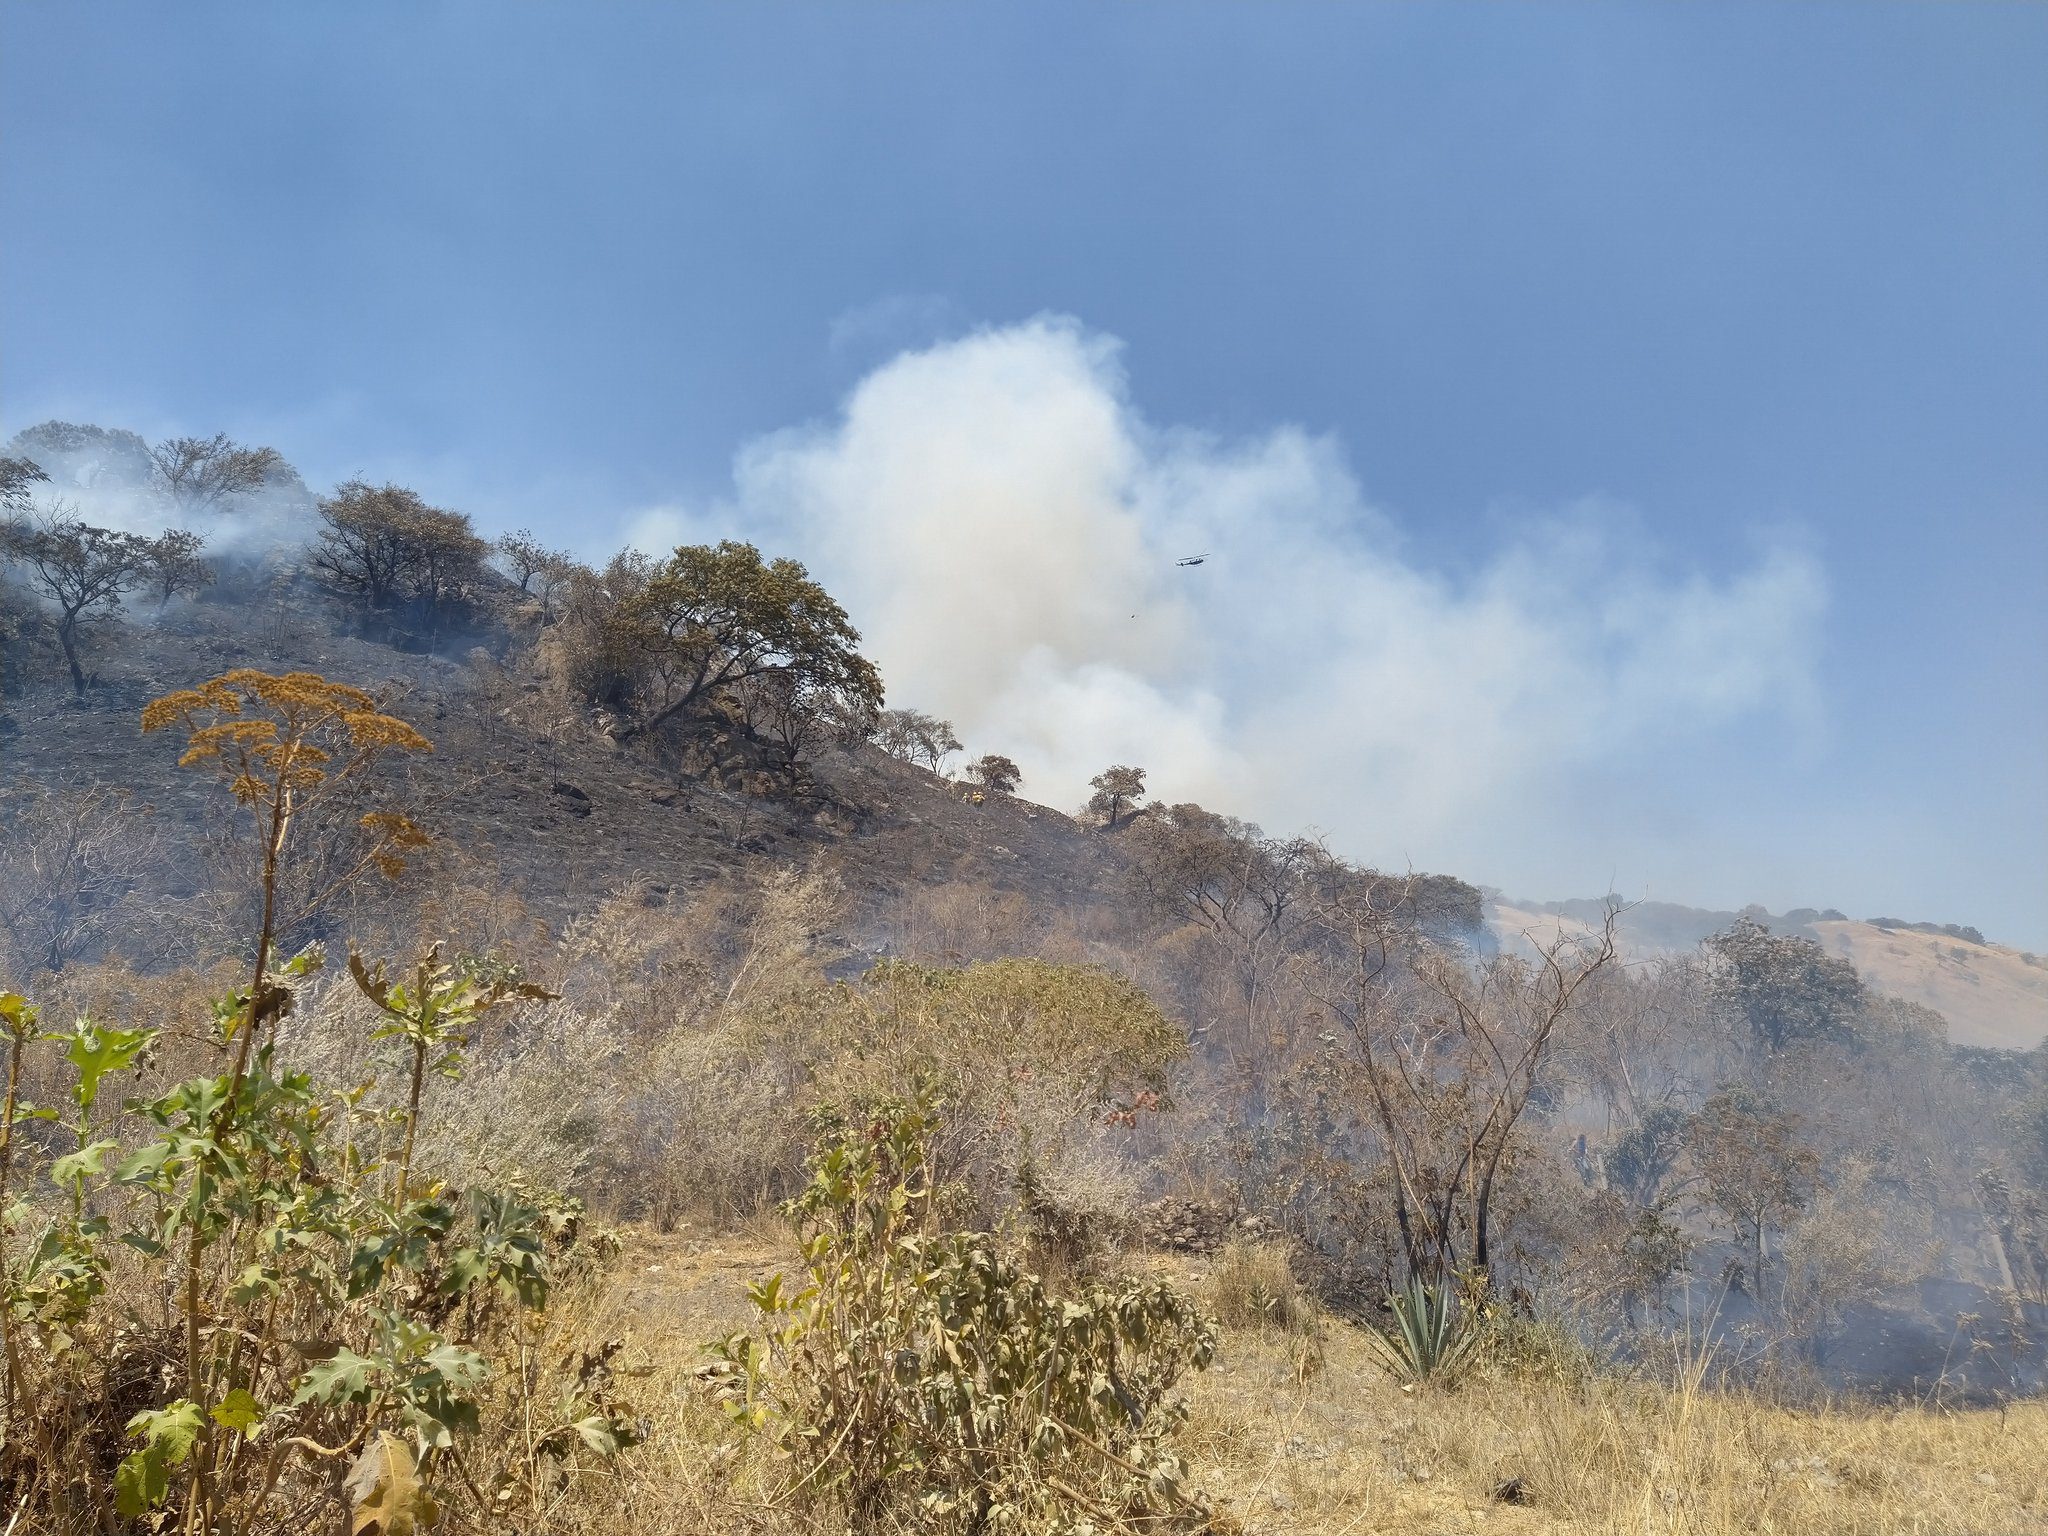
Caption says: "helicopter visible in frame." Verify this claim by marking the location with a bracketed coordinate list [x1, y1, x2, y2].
[1175, 553, 1209, 567]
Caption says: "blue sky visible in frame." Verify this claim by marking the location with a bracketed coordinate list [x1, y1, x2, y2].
[3, 2, 2044, 944]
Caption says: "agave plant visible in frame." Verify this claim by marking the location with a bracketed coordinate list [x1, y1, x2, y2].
[1360, 1273, 1481, 1386]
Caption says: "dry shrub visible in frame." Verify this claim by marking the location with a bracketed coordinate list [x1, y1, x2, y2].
[741, 957, 1185, 1243]
[1208, 1239, 1316, 1335]
[886, 880, 1048, 963]
[701, 1098, 1218, 1534]
[603, 868, 847, 1223]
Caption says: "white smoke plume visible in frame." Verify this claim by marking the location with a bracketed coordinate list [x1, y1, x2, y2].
[629, 315, 1827, 881]
[3, 422, 319, 564]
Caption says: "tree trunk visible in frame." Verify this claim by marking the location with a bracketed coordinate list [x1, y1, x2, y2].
[57, 611, 85, 696]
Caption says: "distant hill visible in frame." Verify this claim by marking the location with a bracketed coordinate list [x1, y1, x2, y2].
[1810, 919, 2048, 1051]
[1493, 897, 2048, 1050]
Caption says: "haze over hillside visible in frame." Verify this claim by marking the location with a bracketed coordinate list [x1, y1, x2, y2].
[6, 403, 2033, 959]
[1495, 897, 2048, 1051]
[6, 413, 2039, 1055]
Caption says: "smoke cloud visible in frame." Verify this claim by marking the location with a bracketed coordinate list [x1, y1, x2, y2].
[630, 315, 1827, 878]
[2, 423, 319, 564]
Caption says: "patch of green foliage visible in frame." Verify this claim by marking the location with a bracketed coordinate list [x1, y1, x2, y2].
[703, 1095, 1219, 1533]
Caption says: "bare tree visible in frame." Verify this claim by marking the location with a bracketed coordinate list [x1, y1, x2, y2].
[0, 786, 170, 975]
[1128, 803, 1313, 1053]
[877, 708, 963, 772]
[1561, 953, 1711, 1135]
[738, 664, 879, 762]
[494, 530, 576, 622]
[1305, 877, 1619, 1283]
[495, 528, 560, 592]
[0, 505, 167, 695]
[530, 554, 575, 624]
[149, 433, 285, 510]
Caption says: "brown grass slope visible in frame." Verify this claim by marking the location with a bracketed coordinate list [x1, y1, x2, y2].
[547, 1228, 2048, 1536]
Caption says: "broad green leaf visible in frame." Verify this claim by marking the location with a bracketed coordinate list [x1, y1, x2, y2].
[63, 1022, 154, 1113]
[50, 1138, 119, 1190]
[566, 1415, 621, 1456]
[230, 1263, 281, 1305]
[114, 1400, 204, 1516]
[210, 1387, 264, 1435]
[293, 1347, 378, 1406]
[113, 1140, 176, 1186]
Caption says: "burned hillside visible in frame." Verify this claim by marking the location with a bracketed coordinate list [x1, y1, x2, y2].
[2, 422, 2045, 1480]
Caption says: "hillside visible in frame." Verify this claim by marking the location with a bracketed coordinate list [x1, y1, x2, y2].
[1812, 919, 2048, 1052]
[9, 585, 2043, 1052]
[1493, 899, 2048, 1051]
[0, 588, 1139, 941]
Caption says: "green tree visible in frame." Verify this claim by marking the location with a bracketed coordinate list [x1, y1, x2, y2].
[147, 527, 215, 604]
[0, 455, 46, 513]
[1087, 764, 1147, 829]
[3, 421, 153, 487]
[1603, 1102, 1691, 1205]
[963, 753, 1021, 794]
[312, 480, 487, 641]
[1686, 1086, 1820, 1301]
[547, 552, 653, 713]
[1703, 917, 1866, 1054]
[614, 540, 881, 741]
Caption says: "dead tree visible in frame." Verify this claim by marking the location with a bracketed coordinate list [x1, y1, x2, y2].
[1304, 872, 1619, 1283]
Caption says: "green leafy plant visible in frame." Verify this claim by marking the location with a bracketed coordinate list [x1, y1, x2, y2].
[0, 671, 636, 1534]
[701, 1095, 1219, 1533]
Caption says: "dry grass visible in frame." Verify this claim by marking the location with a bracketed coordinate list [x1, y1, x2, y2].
[1207, 1238, 1318, 1337]
[518, 1230, 2047, 1536]
[1179, 1317, 2047, 1534]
